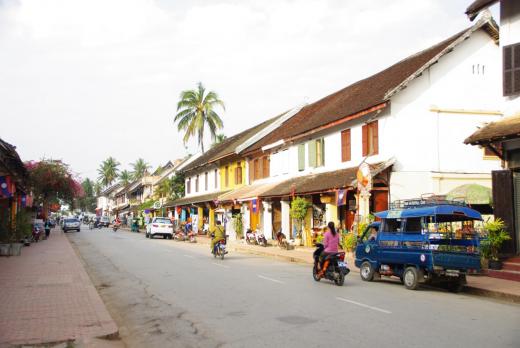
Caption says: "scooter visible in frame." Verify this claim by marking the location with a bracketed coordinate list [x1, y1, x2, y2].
[255, 231, 268, 247]
[187, 231, 197, 243]
[245, 229, 257, 245]
[312, 243, 349, 286]
[32, 226, 42, 243]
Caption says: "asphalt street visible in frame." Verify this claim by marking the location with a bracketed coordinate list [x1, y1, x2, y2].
[68, 227, 520, 348]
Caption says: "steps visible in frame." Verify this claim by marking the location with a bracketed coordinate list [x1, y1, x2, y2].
[488, 257, 520, 282]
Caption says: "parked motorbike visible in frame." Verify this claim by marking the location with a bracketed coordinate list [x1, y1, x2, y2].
[245, 229, 257, 245]
[255, 231, 267, 247]
[174, 230, 186, 241]
[276, 230, 288, 249]
[312, 243, 349, 286]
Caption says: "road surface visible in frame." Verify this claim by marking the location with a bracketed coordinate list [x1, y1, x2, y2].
[68, 227, 520, 348]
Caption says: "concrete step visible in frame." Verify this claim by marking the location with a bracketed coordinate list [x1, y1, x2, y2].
[503, 262, 520, 272]
[505, 256, 520, 263]
[488, 269, 520, 282]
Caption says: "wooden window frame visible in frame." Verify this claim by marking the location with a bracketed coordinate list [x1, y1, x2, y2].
[195, 175, 199, 193]
[262, 156, 269, 178]
[225, 166, 229, 187]
[235, 162, 242, 185]
[204, 172, 208, 191]
[362, 121, 379, 157]
[341, 129, 351, 162]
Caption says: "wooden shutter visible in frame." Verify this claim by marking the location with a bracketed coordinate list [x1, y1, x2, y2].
[372, 121, 379, 155]
[249, 160, 254, 183]
[308, 141, 317, 168]
[492, 170, 516, 254]
[341, 129, 351, 162]
[504, 43, 520, 96]
[262, 156, 269, 178]
[319, 138, 325, 166]
[298, 144, 305, 171]
[362, 124, 368, 156]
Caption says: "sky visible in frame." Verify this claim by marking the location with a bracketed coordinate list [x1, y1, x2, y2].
[0, 0, 499, 182]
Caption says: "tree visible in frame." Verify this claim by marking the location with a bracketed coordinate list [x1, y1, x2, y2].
[93, 181, 102, 196]
[78, 178, 97, 212]
[98, 157, 120, 187]
[212, 134, 227, 147]
[119, 170, 132, 186]
[170, 173, 185, 199]
[290, 197, 312, 243]
[174, 82, 225, 153]
[130, 158, 151, 180]
[25, 160, 84, 218]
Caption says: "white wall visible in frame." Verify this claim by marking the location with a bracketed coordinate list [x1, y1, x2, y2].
[184, 166, 220, 197]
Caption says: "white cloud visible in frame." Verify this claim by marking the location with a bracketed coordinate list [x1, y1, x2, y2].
[0, 0, 495, 179]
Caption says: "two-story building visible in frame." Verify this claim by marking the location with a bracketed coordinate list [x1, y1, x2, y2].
[235, 15, 502, 245]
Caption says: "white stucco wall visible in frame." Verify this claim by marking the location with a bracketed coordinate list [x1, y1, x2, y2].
[184, 166, 220, 197]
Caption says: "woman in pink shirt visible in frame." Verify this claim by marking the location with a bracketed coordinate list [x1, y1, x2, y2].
[318, 222, 340, 277]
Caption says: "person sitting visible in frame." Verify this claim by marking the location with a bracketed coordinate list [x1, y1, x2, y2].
[318, 221, 340, 278]
[210, 221, 225, 254]
[369, 226, 378, 241]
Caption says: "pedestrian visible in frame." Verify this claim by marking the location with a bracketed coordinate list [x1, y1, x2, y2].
[44, 219, 51, 239]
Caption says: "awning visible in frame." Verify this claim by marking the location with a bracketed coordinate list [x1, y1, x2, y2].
[446, 184, 492, 205]
[218, 182, 280, 202]
[259, 160, 393, 198]
[164, 190, 231, 207]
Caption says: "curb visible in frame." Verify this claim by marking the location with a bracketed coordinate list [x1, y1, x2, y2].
[463, 285, 520, 304]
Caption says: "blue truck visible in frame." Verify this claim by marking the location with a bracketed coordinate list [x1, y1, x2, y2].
[355, 199, 482, 292]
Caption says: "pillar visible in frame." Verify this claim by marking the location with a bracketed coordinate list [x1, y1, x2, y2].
[325, 202, 338, 226]
[357, 192, 371, 233]
[262, 201, 273, 239]
[281, 200, 291, 239]
[209, 207, 215, 231]
[197, 207, 203, 231]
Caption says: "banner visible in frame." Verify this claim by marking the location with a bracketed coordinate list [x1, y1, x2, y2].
[337, 189, 347, 206]
[0, 176, 13, 198]
[251, 199, 258, 213]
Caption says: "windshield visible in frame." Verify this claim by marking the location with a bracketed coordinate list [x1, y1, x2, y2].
[65, 219, 79, 223]
[154, 218, 170, 224]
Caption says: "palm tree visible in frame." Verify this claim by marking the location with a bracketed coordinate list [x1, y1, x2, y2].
[119, 170, 132, 186]
[97, 157, 120, 187]
[214, 134, 226, 145]
[174, 82, 225, 153]
[131, 158, 151, 180]
[93, 181, 102, 196]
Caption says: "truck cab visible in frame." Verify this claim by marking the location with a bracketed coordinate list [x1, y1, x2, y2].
[355, 199, 482, 291]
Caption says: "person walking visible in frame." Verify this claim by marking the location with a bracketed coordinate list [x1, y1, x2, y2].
[44, 219, 51, 239]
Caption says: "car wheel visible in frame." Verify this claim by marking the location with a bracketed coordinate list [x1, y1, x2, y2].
[403, 267, 420, 290]
[145, 233, 149, 238]
[360, 261, 375, 281]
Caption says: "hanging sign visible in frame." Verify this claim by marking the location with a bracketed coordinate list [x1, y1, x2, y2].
[337, 189, 347, 206]
[356, 162, 372, 194]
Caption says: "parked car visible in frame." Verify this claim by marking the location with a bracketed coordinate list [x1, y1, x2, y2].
[355, 198, 482, 292]
[99, 216, 110, 227]
[62, 218, 81, 233]
[146, 217, 173, 239]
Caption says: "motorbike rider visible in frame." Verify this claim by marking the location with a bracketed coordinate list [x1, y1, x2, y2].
[317, 221, 340, 278]
[210, 220, 225, 254]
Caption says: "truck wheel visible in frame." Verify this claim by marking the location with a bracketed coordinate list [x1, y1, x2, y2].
[403, 267, 420, 290]
[360, 261, 374, 281]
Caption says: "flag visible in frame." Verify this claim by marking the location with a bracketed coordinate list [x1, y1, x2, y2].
[251, 199, 258, 213]
[0, 176, 13, 198]
[337, 189, 347, 206]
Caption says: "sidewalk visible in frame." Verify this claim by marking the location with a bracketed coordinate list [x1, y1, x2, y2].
[0, 229, 118, 347]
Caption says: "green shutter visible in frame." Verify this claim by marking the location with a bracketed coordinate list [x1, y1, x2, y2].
[308, 141, 317, 168]
[298, 144, 305, 171]
[320, 138, 325, 166]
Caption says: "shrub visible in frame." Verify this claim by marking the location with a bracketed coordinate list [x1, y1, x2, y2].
[342, 232, 357, 252]
[481, 218, 510, 261]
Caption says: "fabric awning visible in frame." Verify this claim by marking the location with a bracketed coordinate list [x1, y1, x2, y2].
[164, 190, 231, 207]
[446, 184, 492, 205]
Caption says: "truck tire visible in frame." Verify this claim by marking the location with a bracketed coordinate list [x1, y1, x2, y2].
[403, 267, 420, 290]
[360, 261, 375, 281]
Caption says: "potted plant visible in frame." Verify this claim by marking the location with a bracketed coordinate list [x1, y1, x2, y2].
[290, 197, 312, 246]
[232, 212, 244, 240]
[481, 218, 511, 270]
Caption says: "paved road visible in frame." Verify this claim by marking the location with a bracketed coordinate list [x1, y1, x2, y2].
[68, 227, 520, 348]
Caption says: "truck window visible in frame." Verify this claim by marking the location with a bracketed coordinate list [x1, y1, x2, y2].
[382, 218, 403, 233]
[404, 218, 421, 233]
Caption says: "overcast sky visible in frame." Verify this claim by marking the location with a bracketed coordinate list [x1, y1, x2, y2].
[0, 0, 499, 181]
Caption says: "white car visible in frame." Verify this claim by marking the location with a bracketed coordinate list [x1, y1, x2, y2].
[146, 217, 173, 239]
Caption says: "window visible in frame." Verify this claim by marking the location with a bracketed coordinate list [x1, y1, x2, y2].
[204, 172, 208, 191]
[308, 138, 325, 168]
[382, 219, 403, 233]
[225, 166, 229, 187]
[254, 159, 260, 181]
[235, 162, 242, 185]
[404, 218, 422, 233]
[195, 175, 199, 192]
[362, 121, 379, 157]
[262, 156, 269, 178]
[187, 178, 191, 194]
[341, 129, 351, 162]
[214, 169, 218, 188]
[298, 144, 305, 171]
[503, 43, 520, 96]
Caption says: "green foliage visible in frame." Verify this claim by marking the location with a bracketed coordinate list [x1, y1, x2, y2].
[0, 209, 32, 243]
[78, 178, 97, 212]
[130, 158, 151, 180]
[119, 170, 132, 186]
[232, 213, 243, 239]
[290, 197, 312, 239]
[97, 157, 120, 187]
[174, 82, 225, 153]
[170, 173, 185, 199]
[341, 232, 358, 252]
[481, 218, 511, 261]
[138, 199, 155, 211]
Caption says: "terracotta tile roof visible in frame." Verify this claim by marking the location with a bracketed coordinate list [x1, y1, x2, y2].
[0, 138, 28, 183]
[181, 115, 283, 172]
[243, 22, 493, 154]
[465, 114, 520, 144]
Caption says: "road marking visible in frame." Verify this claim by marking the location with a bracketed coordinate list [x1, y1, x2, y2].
[257, 275, 285, 284]
[336, 297, 391, 314]
[183, 255, 195, 259]
[212, 262, 230, 269]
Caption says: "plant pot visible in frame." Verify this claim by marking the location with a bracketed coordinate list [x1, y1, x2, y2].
[489, 259, 502, 270]
[480, 258, 489, 270]
[0, 243, 10, 256]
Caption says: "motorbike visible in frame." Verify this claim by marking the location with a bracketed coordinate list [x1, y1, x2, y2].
[255, 231, 268, 247]
[187, 231, 197, 243]
[211, 233, 228, 260]
[245, 229, 257, 245]
[112, 223, 120, 232]
[89, 221, 94, 230]
[174, 230, 186, 241]
[312, 243, 349, 286]
[276, 230, 289, 250]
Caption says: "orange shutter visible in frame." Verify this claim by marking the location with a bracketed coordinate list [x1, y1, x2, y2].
[372, 121, 379, 155]
[341, 129, 351, 162]
[362, 124, 368, 157]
